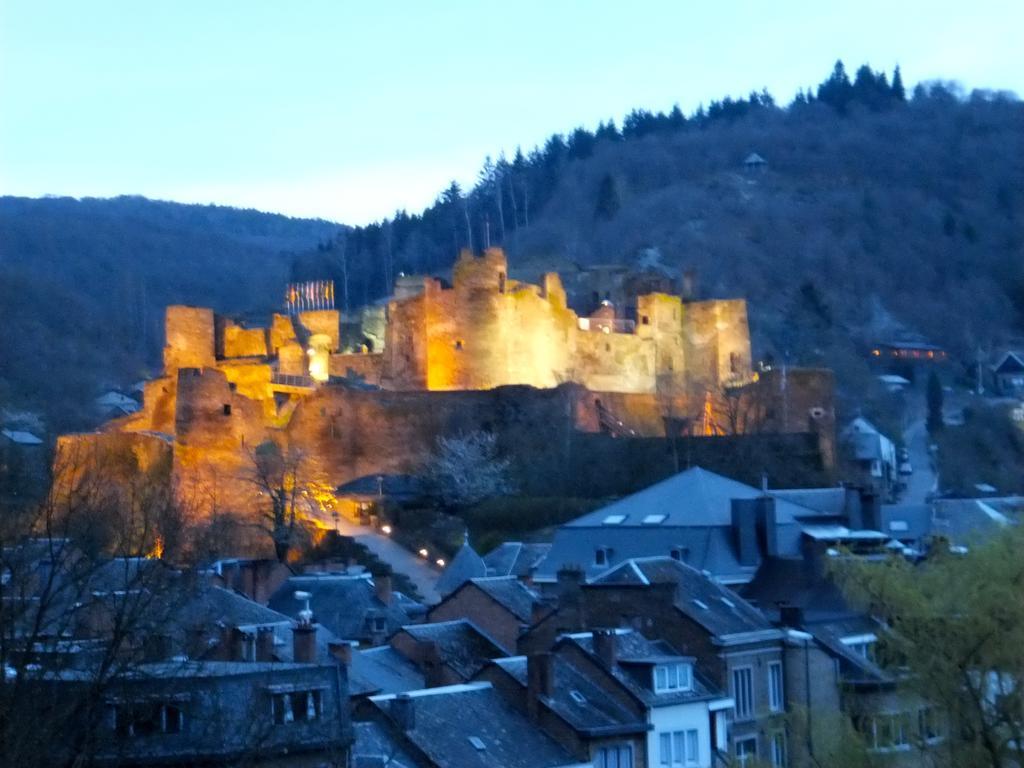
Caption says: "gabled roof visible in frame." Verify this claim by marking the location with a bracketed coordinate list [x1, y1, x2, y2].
[535, 467, 823, 583]
[464, 577, 544, 623]
[992, 351, 1024, 374]
[486, 655, 646, 736]
[370, 683, 580, 768]
[268, 573, 423, 642]
[560, 629, 722, 708]
[397, 619, 508, 680]
[591, 557, 776, 640]
[483, 542, 551, 578]
[436, 542, 487, 597]
[349, 646, 425, 697]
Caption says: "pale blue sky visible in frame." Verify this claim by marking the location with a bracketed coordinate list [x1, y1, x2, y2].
[1, 1, 1019, 224]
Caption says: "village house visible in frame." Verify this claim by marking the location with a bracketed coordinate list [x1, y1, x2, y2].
[388, 619, 509, 687]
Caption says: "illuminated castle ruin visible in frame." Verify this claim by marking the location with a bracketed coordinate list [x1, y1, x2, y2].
[58, 249, 835, 537]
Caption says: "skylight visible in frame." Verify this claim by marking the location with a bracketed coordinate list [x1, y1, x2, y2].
[642, 514, 667, 524]
[468, 736, 486, 751]
[692, 599, 709, 610]
[720, 596, 735, 609]
[602, 514, 627, 525]
[569, 690, 587, 705]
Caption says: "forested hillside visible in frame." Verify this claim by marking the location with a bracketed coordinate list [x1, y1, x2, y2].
[0, 196, 338, 429]
[3, 61, 1023, 433]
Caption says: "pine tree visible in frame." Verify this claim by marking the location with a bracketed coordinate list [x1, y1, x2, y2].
[891, 65, 906, 102]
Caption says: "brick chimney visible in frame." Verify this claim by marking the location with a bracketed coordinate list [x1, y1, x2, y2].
[527, 653, 555, 722]
[390, 694, 415, 731]
[374, 573, 393, 607]
[255, 626, 275, 662]
[328, 641, 353, 666]
[592, 629, 617, 669]
[292, 624, 317, 663]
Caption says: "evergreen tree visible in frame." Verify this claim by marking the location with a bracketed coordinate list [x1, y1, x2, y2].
[926, 371, 944, 433]
[667, 104, 686, 129]
[594, 174, 621, 221]
[567, 127, 596, 161]
[891, 65, 906, 102]
[817, 59, 854, 113]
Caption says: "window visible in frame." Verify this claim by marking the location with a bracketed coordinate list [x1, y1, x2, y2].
[735, 736, 757, 766]
[222, 403, 231, 416]
[918, 706, 944, 742]
[643, 514, 667, 525]
[654, 662, 692, 693]
[602, 514, 627, 525]
[112, 703, 184, 737]
[840, 634, 877, 662]
[570, 689, 587, 705]
[272, 690, 322, 725]
[595, 743, 633, 768]
[732, 666, 754, 720]
[769, 731, 786, 767]
[454, 340, 464, 351]
[768, 661, 784, 712]
[730, 351, 740, 374]
[658, 729, 699, 766]
[670, 547, 689, 562]
[498, 273, 506, 293]
[595, 547, 611, 566]
[641, 315, 650, 325]
[855, 713, 911, 751]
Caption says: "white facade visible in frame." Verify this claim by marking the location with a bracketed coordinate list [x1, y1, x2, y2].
[646, 700, 731, 768]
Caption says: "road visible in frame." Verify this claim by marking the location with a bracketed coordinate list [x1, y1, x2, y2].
[320, 515, 442, 604]
[901, 415, 938, 505]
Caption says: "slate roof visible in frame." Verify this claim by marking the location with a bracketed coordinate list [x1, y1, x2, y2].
[488, 656, 646, 736]
[349, 646, 425, 697]
[397, 620, 508, 680]
[805, 615, 891, 685]
[771, 488, 848, 516]
[336, 474, 425, 499]
[561, 629, 723, 708]
[535, 467, 827, 583]
[880, 504, 932, 543]
[741, 557, 856, 623]
[591, 558, 777, 639]
[370, 683, 582, 768]
[483, 542, 551, 578]
[465, 577, 544, 623]
[268, 573, 423, 643]
[930, 497, 1024, 545]
[436, 543, 487, 597]
[1, 428, 43, 445]
[353, 720, 420, 768]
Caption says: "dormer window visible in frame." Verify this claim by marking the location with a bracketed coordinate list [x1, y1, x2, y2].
[654, 662, 692, 693]
[594, 547, 612, 566]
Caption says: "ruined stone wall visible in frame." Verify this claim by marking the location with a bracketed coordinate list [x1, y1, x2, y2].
[681, 299, 752, 391]
[220, 319, 268, 359]
[328, 352, 384, 385]
[269, 313, 297, 355]
[573, 331, 655, 393]
[164, 306, 215, 371]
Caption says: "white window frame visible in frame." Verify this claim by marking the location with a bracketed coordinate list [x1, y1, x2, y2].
[769, 730, 786, 767]
[658, 729, 700, 767]
[732, 665, 755, 721]
[654, 662, 692, 693]
[768, 661, 784, 712]
[595, 743, 633, 768]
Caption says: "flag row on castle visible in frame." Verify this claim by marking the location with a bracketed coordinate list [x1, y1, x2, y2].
[285, 280, 335, 314]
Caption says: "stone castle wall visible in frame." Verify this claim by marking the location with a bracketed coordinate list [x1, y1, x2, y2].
[164, 306, 216, 370]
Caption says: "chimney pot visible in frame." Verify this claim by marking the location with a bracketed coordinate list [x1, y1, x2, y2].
[292, 623, 318, 664]
[256, 626, 275, 662]
[374, 573, 393, 607]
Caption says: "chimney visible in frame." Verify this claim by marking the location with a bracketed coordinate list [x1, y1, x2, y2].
[779, 603, 805, 629]
[527, 653, 555, 722]
[328, 641, 353, 666]
[390, 693, 415, 731]
[374, 573, 393, 607]
[292, 623, 317, 663]
[256, 626, 275, 662]
[592, 629, 617, 669]
[556, 566, 584, 607]
[755, 497, 780, 558]
[861, 490, 883, 532]
[731, 498, 760, 567]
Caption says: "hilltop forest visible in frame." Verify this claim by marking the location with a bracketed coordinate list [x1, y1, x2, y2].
[2, 61, 1022, 432]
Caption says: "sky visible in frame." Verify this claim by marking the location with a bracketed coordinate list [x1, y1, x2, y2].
[1, 1, 1020, 225]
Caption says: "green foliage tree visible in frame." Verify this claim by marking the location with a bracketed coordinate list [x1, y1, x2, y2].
[927, 371, 944, 433]
[594, 174, 621, 221]
[891, 65, 906, 102]
[834, 528, 1024, 768]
